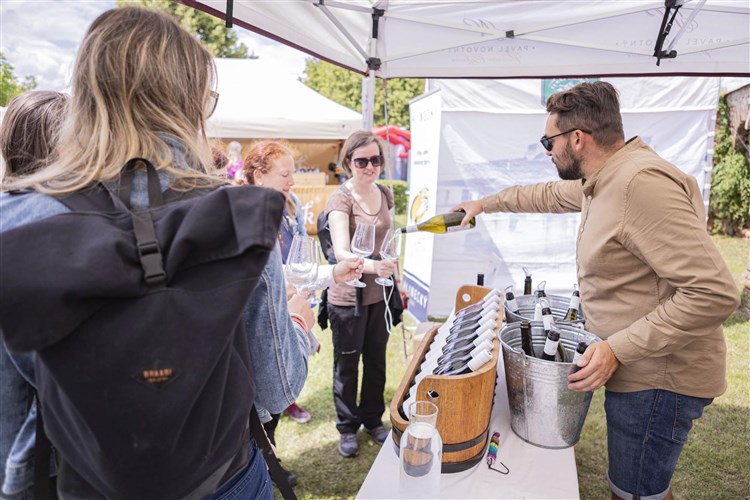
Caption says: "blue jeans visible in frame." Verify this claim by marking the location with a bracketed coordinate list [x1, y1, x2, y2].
[605, 389, 712, 500]
[203, 441, 273, 500]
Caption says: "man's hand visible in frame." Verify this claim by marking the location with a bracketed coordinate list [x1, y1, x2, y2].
[332, 257, 364, 284]
[451, 199, 484, 227]
[567, 341, 620, 392]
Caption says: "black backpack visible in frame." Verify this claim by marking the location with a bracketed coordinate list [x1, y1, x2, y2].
[0, 159, 285, 500]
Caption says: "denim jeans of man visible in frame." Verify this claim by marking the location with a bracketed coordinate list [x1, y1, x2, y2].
[605, 389, 713, 500]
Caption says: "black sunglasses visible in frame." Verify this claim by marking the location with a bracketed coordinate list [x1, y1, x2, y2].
[540, 128, 592, 152]
[351, 155, 384, 169]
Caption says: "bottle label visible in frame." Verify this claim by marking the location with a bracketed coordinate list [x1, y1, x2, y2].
[446, 225, 470, 233]
[569, 296, 581, 309]
[542, 315, 553, 330]
[506, 298, 518, 312]
[543, 339, 560, 357]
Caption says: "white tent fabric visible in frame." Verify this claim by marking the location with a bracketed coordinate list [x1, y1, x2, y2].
[186, 1, 749, 79]
[401, 76, 722, 320]
[207, 58, 361, 139]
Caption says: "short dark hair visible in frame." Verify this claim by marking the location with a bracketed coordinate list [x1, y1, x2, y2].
[546, 81, 624, 149]
[339, 130, 385, 175]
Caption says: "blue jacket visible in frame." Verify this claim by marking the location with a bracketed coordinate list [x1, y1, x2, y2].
[0, 139, 309, 497]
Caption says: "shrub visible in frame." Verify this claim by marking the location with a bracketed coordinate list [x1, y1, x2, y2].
[709, 96, 750, 235]
[377, 179, 408, 215]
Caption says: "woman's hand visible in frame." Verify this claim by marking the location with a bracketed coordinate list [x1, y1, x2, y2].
[332, 257, 364, 284]
[373, 259, 397, 279]
[287, 294, 314, 331]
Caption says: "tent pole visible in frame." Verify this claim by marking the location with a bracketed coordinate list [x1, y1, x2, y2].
[361, 6, 384, 131]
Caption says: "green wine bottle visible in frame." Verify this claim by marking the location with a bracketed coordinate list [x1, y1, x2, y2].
[400, 210, 476, 234]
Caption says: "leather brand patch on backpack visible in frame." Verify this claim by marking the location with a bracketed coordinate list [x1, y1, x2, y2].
[134, 363, 180, 390]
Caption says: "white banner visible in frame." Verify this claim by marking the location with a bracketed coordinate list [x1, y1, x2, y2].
[403, 90, 442, 322]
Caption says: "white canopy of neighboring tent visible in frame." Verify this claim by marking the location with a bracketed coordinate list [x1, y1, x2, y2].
[186, 1, 750, 79]
[206, 58, 361, 140]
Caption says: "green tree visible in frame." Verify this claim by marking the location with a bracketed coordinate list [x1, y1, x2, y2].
[302, 59, 424, 128]
[115, 0, 255, 58]
[0, 52, 37, 106]
[709, 95, 750, 236]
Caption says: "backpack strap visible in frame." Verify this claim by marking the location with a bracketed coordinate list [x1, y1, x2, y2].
[249, 407, 298, 500]
[33, 396, 53, 500]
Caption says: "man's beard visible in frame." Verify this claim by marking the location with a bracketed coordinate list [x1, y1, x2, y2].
[555, 142, 584, 180]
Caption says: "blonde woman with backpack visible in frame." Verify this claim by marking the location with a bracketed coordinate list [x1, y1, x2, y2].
[0, 8, 312, 500]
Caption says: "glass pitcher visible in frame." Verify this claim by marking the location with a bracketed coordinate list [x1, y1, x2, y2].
[399, 401, 442, 497]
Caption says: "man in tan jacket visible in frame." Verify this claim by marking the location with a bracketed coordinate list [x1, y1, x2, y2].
[455, 81, 739, 500]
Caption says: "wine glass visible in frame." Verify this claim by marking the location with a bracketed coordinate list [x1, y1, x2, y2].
[347, 222, 375, 287]
[375, 228, 401, 286]
[284, 235, 319, 295]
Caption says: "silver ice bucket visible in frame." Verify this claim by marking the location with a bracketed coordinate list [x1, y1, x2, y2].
[499, 322, 601, 449]
[504, 294, 585, 326]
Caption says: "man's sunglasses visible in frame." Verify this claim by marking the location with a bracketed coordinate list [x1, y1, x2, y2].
[540, 128, 592, 152]
[351, 155, 384, 169]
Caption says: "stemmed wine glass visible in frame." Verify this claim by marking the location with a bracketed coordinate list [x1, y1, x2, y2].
[284, 235, 319, 295]
[347, 222, 375, 287]
[375, 228, 401, 286]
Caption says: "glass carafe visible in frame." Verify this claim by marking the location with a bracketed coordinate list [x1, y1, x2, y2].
[399, 401, 442, 497]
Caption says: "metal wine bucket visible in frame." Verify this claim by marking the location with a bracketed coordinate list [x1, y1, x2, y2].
[504, 294, 585, 326]
[499, 322, 601, 449]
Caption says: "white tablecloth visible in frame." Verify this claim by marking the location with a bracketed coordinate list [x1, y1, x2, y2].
[357, 353, 580, 499]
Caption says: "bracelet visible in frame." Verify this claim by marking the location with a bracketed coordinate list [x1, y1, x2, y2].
[289, 313, 309, 333]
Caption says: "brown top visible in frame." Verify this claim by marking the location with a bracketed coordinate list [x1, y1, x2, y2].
[481, 137, 739, 397]
[326, 184, 394, 307]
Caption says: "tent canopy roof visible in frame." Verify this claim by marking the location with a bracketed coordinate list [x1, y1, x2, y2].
[207, 58, 362, 140]
[185, 1, 749, 80]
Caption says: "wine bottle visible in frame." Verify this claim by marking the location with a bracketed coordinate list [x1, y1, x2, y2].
[436, 337, 494, 367]
[539, 326, 561, 362]
[400, 210, 476, 234]
[523, 267, 532, 295]
[446, 314, 497, 343]
[520, 320, 534, 357]
[437, 349, 493, 376]
[534, 280, 547, 299]
[540, 298, 554, 332]
[571, 341, 587, 367]
[504, 285, 519, 313]
[564, 284, 581, 321]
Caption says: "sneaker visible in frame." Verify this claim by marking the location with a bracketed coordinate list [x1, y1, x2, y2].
[284, 403, 311, 424]
[365, 425, 390, 446]
[338, 433, 358, 458]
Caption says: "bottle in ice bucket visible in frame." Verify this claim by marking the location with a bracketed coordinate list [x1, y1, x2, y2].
[539, 325, 561, 362]
[400, 401, 442, 497]
[520, 320, 535, 357]
[523, 267, 532, 295]
[400, 210, 476, 234]
[570, 341, 588, 372]
[564, 284, 581, 321]
[534, 280, 547, 299]
[504, 285, 519, 313]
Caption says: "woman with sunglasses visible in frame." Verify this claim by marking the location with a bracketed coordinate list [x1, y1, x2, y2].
[324, 130, 397, 458]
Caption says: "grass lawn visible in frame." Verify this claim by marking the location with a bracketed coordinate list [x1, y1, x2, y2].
[273, 235, 749, 499]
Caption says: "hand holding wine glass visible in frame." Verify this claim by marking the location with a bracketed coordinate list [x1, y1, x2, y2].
[284, 235, 319, 296]
[346, 222, 375, 287]
[375, 228, 401, 286]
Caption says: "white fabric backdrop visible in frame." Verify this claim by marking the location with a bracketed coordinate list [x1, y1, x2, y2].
[403, 77, 721, 321]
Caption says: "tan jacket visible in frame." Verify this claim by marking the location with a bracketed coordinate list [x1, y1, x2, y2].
[482, 137, 739, 397]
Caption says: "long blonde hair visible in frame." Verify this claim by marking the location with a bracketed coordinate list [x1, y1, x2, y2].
[2, 7, 221, 194]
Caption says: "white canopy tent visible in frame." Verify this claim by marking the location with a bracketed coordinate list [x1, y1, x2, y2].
[185, 0, 749, 128]
[207, 58, 361, 140]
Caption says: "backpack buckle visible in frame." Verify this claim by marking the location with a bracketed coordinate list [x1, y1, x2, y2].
[138, 239, 166, 286]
